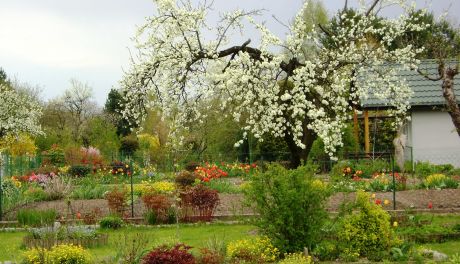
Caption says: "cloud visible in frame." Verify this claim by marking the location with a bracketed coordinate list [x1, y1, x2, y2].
[0, 7, 128, 69]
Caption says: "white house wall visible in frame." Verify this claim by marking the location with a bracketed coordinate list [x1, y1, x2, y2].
[410, 110, 460, 167]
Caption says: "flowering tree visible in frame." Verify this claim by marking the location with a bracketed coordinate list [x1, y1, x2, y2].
[120, 0, 426, 166]
[0, 85, 43, 140]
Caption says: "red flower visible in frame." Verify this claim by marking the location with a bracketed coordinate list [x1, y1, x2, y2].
[428, 202, 433, 209]
[76, 212, 82, 219]
[203, 177, 210, 182]
[375, 199, 382, 205]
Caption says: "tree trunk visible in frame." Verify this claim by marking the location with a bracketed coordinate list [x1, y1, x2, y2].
[441, 66, 460, 137]
[284, 127, 317, 168]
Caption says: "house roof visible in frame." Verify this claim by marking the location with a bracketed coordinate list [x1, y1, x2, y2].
[361, 60, 460, 109]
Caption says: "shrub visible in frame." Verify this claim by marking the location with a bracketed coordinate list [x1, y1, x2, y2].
[278, 253, 313, 264]
[181, 184, 219, 222]
[43, 176, 72, 200]
[68, 165, 92, 177]
[71, 184, 108, 199]
[105, 186, 128, 216]
[175, 170, 198, 187]
[99, 215, 124, 229]
[142, 194, 172, 223]
[24, 186, 49, 202]
[312, 241, 339, 261]
[23, 244, 92, 264]
[137, 181, 176, 196]
[41, 144, 65, 166]
[142, 243, 196, 264]
[337, 190, 399, 261]
[197, 248, 224, 264]
[227, 236, 279, 263]
[244, 163, 330, 253]
[115, 232, 150, 264]
[17, 209, 57, 227]
[120, 136, 139, 156]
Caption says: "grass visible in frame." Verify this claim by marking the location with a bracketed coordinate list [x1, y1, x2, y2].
[0, 223, 255, 262]
[420, 241, 460, 256]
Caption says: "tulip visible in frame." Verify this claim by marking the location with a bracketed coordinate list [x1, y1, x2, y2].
[428, 202, 433, 209]
[393, 221, 398, 227]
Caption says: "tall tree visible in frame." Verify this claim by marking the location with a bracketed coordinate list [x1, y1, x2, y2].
[105, 88, 137, 136]
[401, 12, 460, 136]
[62, 79, 97, 142]
[119, 0, 425, 167]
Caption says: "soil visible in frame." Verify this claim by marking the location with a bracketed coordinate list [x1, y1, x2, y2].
[6, 189, 460, 220]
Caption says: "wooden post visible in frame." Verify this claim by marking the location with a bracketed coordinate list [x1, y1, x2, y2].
[353, 108, 359, 152]
[364, 110, 370, 153]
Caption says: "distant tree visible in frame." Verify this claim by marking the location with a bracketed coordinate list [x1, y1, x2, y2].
[104, 88, 136, 136]
[62, 79, 97, 142]
[401, 12, 460, 136]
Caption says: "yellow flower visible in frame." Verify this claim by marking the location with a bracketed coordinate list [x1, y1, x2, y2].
[384, 199, 390, 205]
[393, 221, 398, 227]
[371, 193, 376, 199]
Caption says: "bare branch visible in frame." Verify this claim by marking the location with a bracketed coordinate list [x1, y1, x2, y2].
[417, 69, 442, 81]
[365, 0, 381, 16]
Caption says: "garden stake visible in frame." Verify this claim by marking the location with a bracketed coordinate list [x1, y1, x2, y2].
[392, 154, 396, 210]
[0, 154, 3, 221]
[130, 159, 134, 218]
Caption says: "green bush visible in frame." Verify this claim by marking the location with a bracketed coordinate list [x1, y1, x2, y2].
[337, 190, 399, 261]
[68, 165, 91, 177]
[278, 253, 312, 264]
[145, 211, 157, 225]
[120, 136, 139, 156]
[17, 209, 57, 227]
[312, 241, 339, 261]
[71, 184, 109, 199]
[99, 215, 124, 229]
[23, 244, 92, 264]
[244, 163, 331, 253]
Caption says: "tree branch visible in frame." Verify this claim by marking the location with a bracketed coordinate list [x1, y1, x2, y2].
[365, 0, 381, 16]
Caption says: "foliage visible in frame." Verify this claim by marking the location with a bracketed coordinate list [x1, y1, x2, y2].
[226, 236, 279, 263]
[71, 184, 109, 200]
[175, 170, 198, 188]
[105, 186, 128, 216]
[142, 243, 196, 264]
[104, 88, 137, 136]
[244, 163, 330, 252]
[68, 165, 91, 177]
[114, 232, 150, 264]
[83, 116, 121, 158]
[331, 159, 391, 180]
[23, 244, 92, 264]
[181, 184, 219, 222]
[278, 253, 312, 264]
[42, 176, 72, 200]
[202, 179, 241, 194]
[0, 83, 43, 139]
[415, 161, 456, 178]
[0, 133, 37, 156]
[312, 240, 339, 261]
[120, 136, 139, 156]
[17, 209, 57, 227]
[197, 248, 224, 264]
[41, 145, 66, 166]
[421, 174, 459, 189]
[142, 194, 172, 223]
[337, 190, 399, 261]
[136, 180, 176, 196]
[99, 215, 124, 229]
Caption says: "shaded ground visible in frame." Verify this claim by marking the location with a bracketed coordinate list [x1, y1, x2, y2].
[7, 188, 460, 220]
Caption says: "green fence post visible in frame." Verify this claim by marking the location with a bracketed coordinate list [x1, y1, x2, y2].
[392, 154, 396, 210]
[130, 159, 134, 218]
[0, 154, 3, 221]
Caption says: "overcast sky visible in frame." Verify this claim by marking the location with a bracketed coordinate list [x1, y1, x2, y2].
[1, 0, 459, 105]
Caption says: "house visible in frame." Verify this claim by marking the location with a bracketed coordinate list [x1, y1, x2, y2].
[362, 60, 460, 168]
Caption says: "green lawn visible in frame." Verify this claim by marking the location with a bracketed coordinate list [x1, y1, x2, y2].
[420, 241, 460, 256]
[0, 223, 255, 262]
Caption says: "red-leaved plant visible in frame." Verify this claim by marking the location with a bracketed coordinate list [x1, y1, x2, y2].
[180, 184, 219, 222]
[142, 243, 196, 264]
[142, 194, 172, 222]
[105, 186, 127, 216]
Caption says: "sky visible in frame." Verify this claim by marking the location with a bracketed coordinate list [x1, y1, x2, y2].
[0, 0, 459, 105]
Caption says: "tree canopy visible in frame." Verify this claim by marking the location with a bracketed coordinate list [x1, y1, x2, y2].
[119, 0, 427, 166]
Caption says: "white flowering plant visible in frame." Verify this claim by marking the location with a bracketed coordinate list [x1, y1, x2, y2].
[119, 0, 428, 166]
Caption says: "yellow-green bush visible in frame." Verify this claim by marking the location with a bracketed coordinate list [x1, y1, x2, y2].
[337, 190, 399, 261]
[278, 253, 312, 264]
[227, 236, 279, 263]
[134, 180, 176, 196]
[23, 244, 92, 264]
